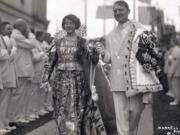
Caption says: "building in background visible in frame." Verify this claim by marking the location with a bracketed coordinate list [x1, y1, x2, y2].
[0, 0, 49, 32]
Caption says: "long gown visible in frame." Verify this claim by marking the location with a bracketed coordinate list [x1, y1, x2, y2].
[49, 36, 107, 135]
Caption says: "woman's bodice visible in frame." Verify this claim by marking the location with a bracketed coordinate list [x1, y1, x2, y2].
[56, 36, 83, 71]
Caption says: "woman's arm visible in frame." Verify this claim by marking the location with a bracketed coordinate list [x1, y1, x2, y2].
[47, 48, 58, 80]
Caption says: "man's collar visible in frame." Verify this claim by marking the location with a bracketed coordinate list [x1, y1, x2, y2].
[117, 20, 130, 30]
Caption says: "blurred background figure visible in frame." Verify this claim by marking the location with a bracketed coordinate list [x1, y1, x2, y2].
[10, 18, 36, 123]
[167, 35, 180, 106]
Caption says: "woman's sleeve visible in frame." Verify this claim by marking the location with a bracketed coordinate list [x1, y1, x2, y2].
[48, 49, 58, 80]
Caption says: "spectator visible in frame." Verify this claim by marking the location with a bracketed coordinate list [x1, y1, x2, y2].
[0, 21, 17, 131]
[168, 35, 180, 106]
[10, 18, 36, 123]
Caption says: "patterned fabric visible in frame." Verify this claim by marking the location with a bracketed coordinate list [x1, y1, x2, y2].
[51, 37, 107, 135]
[56, 37, 83, 71]
[129, 30, 163, 94]
[136, 31, 162, 74]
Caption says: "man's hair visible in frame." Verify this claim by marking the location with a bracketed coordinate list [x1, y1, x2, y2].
[13, 18, 27, 30]
[35, 31, 44, 39]
[2, 21, 11, 30]
[113, 0, 130, 11]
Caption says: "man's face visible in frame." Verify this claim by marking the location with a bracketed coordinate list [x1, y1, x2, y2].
[113, 4, 130, 24]
[3, 24, 13, 37]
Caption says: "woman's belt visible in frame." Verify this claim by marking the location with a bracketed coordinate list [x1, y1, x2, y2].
[57, 62, 83, 71]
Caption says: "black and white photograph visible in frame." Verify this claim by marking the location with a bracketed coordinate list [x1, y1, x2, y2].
[0, 0, 180, 135]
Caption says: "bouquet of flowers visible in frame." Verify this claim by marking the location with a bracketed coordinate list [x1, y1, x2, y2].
[136, 31, 166, 87]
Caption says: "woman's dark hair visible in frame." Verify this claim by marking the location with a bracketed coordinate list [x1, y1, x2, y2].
[62, 14, 81, 30]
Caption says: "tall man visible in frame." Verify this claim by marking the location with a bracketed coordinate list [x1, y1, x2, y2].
[0, 17, 12, 134]
[10, 19, 36, 123]
[98, 1, 162, 135]
[1, 21, 17, 131]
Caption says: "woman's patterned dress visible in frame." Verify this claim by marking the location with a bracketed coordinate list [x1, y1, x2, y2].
[51, 36, 107, 135]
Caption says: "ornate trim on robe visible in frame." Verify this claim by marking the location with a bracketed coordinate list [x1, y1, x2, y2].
[127, 28, 163, 97]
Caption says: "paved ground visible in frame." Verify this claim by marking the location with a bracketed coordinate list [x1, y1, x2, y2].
[26, 120, 58, 135]
[153, 91, 180, 135]
[26, 91, 180, 135]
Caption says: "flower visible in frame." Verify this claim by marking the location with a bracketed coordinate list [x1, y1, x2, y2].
[143, 63, 152, 73]
[148, 43, 155, 49]
[155, 66, 161, 74]
[151, 58, 157, 66]
[142, 52, 151, 62]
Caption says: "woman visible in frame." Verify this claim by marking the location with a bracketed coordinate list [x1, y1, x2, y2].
[46, 14, 106, 135]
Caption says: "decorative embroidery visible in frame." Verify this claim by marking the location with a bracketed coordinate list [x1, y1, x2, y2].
[136, 31, 164, 80]
[129, 30, 163, 93]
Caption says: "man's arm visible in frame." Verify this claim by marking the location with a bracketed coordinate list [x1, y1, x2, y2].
[101, 50, 111, 64]
[15, 38, 36, 49]
[101, 38, 111, 64]
[12, 33, 36, 49]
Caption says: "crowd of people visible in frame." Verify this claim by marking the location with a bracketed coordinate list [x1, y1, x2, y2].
[0, 18, 54, 134]
[163, 34, 180, 106]
[0, 0, 180, 135]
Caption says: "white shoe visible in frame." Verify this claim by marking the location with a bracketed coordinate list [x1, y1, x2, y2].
[29, 114, 37, 119]
[34, 115, 39, 119]
[170, 100, 179, 106]
[46, 106, 54, 112]
[0, 129, 10, 134]
[27, 117, 36, 121]
[16, 118, 29, 123]
[39, 109, 48, 116]
[6, 126, 16, 130]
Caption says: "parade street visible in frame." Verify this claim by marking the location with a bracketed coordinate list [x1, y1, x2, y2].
[17, 91, 179, 135]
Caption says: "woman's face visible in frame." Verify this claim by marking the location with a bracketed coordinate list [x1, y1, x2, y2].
[64, 18, 76, 35]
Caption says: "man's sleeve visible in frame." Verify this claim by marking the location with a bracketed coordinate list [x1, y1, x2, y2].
[0, 48, 9, 61]
[12, 33, 36, 49]
[102, 37, 111, 64]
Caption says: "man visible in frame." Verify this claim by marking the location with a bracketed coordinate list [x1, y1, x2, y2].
[31, 31, 49, 116]
[40, 32, 54, 113]
[1, 22, 13, 37]
[98, 1, 162, 135]
[0, 21, 17, 131]
[0, 18, 12, 134]
[10, 18, 36, 123]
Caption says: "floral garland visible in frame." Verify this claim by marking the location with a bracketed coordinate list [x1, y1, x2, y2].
[136, 31, 164, 78]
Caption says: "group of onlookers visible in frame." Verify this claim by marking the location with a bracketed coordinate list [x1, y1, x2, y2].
[0, 17, 54, 134]
[163, 34, 180, 106]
